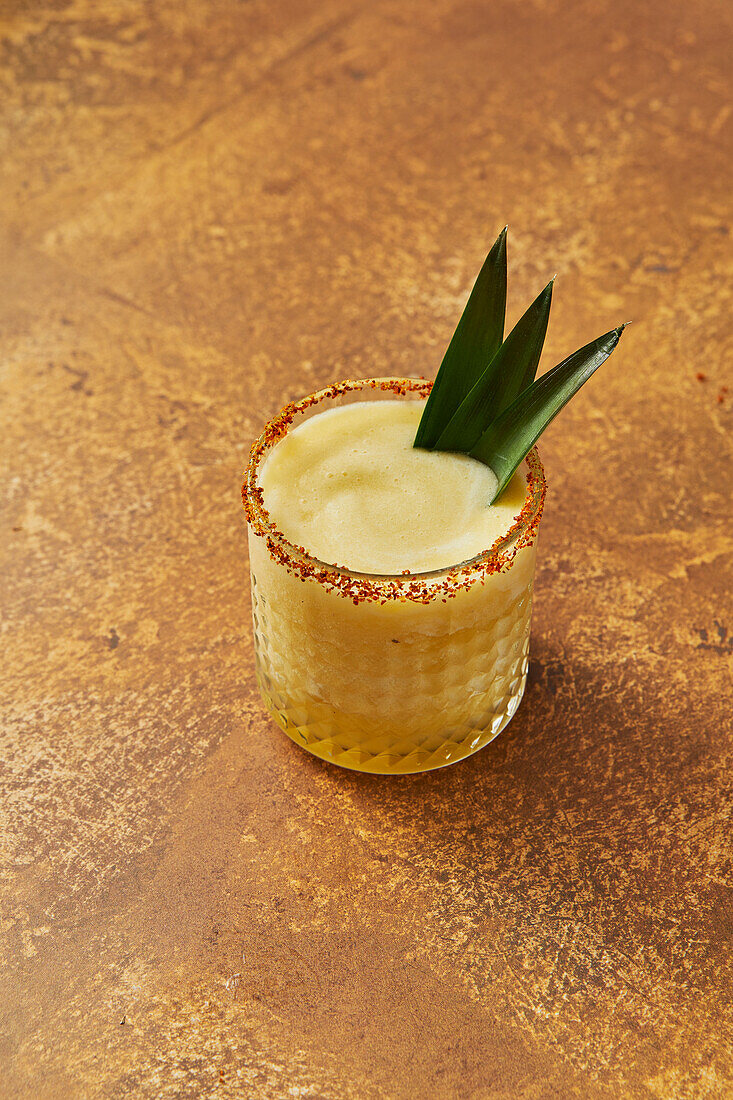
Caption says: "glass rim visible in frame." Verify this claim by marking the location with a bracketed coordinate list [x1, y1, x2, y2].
[242, 377, 546, 603]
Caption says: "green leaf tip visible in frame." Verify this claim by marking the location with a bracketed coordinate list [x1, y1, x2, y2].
[413, 226, 508, 449]
[474, 323, 628, 504]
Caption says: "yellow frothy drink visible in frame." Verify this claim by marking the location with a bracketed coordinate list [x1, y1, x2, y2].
[243, 379, 545, 774]
[259, 399, 528, 574]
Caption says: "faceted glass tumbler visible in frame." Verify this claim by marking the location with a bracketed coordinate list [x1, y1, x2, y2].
[243, 379, 546, 775]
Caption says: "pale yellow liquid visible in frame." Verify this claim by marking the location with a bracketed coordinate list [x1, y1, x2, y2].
[259, 401, 527, 574]
[249, 396, 538, 773]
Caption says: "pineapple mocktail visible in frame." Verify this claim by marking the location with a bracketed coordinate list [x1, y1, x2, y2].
[259, 400, 527, 574]
[244, 380, 545, 774]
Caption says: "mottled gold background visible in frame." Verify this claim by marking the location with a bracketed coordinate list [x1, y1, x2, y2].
[1, 1, 732, 1097]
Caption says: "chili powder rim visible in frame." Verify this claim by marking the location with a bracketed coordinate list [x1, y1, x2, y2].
[242, 378, 546, 605]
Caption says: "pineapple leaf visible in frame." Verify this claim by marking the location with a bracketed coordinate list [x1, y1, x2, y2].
[414, 226, 507, 449]
[471, 325, 628, 504]
[435, 277, 554, 453]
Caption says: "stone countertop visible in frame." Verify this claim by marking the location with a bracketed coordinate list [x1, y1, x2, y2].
[2, 2, 731, 1096]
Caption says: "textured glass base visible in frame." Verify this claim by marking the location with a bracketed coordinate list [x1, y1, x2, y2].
[256, 662, 528, 774]
[251, 551, 534, 775]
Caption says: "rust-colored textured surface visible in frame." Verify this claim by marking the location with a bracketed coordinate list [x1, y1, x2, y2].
[2, 1, 732, 1096]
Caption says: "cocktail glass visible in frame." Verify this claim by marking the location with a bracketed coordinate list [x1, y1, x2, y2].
[243, 378, 546, 775]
